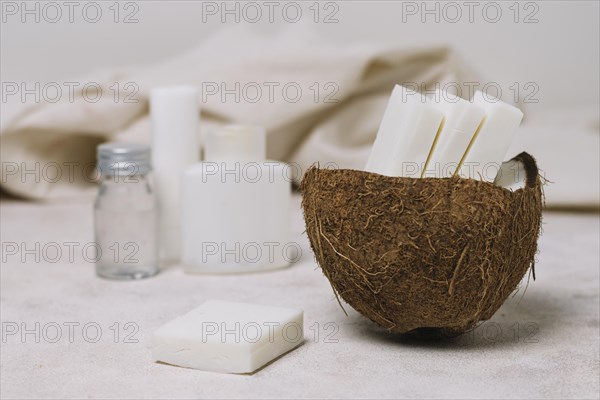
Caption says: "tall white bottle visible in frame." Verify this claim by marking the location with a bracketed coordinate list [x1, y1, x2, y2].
[181, 125, 292, 273]
[150, 86, 200, 265]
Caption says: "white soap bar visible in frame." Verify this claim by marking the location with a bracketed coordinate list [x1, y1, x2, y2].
[152, 300, 303, 374]
[423, 91, 486, 178]
[457, 91, 524, 182]
[365, 85, 444, 178]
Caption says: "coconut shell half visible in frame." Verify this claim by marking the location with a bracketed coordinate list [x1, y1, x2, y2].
[301, 152, 543, 336]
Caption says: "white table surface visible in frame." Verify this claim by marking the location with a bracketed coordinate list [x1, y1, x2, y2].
[1, 194, 599, 399]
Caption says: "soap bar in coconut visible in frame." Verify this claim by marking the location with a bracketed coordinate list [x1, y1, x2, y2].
[457, 91, 524, 182]
[423, 90, 486, 178]
[301, 153, 542, 336]
[365, 85, 444, 178]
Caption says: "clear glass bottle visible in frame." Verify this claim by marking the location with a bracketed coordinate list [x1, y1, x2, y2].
[95, 143, 159, 280]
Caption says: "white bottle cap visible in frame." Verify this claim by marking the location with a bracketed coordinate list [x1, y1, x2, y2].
[204, 125, 266, 162]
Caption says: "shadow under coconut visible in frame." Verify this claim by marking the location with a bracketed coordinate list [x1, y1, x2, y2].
[349, 289, 566, 350]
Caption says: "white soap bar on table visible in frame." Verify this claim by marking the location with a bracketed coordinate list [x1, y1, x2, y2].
[365, 85, 444, 178]
[423, 91, 486, 178]
[457, 91, 524, 182]
[152, 300, 303, 374]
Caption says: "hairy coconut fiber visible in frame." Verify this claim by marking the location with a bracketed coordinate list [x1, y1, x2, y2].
[301, 152, 543, 336]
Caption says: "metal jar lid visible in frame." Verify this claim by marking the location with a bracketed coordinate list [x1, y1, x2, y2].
[97, 142, 151, 176]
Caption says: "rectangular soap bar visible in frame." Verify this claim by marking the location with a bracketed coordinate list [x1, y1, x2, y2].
[457, 91, 524, 182]
[152, 300, 303, 374]
[365, 85, 444, 178]
[423, 90, 486, 178]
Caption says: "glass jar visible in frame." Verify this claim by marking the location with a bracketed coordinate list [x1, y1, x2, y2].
[94, 143, 159, 280]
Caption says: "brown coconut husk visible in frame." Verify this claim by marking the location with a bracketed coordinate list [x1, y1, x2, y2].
[301, 152, 543, 336]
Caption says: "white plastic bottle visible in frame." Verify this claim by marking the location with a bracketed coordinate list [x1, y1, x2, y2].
[181, 125, 293, 273]
[150, 86, 200, 265]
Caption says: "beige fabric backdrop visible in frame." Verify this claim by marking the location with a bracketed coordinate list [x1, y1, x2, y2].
[0, 27, 476, 200]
